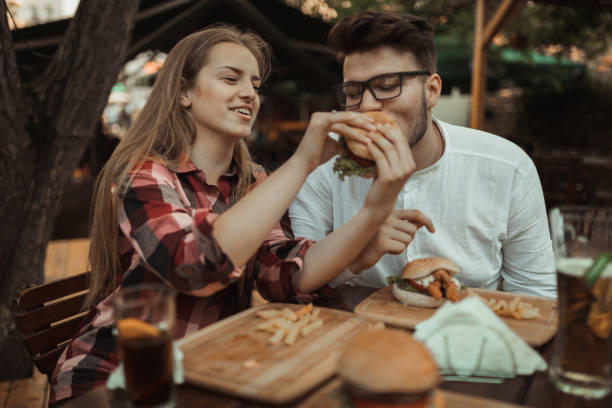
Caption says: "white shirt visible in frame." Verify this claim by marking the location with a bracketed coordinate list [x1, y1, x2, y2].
[289, 118, 557, 298]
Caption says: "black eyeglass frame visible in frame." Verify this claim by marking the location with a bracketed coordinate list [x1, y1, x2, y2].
[334, 70, 431, 108]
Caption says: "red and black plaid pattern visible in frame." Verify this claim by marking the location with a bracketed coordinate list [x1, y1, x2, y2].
[49, 159, 333, 403]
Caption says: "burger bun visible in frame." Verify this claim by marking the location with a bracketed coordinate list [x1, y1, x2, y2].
[401, 257, 461, 280]
[345, 111, 397, 161]
[338, 328, 439, 394]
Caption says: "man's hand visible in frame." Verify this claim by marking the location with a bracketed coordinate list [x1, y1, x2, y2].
[348, 209, 435, 273]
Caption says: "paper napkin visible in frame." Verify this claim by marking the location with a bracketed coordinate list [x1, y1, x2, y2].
[107, 342, 184, 390]
[414, 296, 547, 378]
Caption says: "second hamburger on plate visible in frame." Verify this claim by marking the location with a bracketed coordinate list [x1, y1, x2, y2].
[387, 257, 462, 308]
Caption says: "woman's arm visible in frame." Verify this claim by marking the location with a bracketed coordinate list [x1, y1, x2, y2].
[212, 111, 376, 268]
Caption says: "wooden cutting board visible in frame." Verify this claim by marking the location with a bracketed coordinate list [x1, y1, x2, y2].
[177, 303, 373, 404]
[354, 286, 558, 346]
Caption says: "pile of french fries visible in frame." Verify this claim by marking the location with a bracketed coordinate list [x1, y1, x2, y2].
[255, 303, 323, 346]
[467, 289, 540, 320]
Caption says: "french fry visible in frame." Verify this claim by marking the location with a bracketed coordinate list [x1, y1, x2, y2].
[295, 303, 314, 318]
[280, 308, 298, 322]
[257, 310, 281, 319]
[301, 318, 323, 337]
[284, 324, 302, 345]
[256, 305, 325, 346]
[478, 294, 540, 320]
[269, 328, 285, 345]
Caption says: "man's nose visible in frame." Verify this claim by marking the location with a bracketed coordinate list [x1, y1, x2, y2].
[359, 88, 382, 110]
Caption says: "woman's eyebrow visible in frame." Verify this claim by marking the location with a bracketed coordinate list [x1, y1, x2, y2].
[218, 66, 260, 82]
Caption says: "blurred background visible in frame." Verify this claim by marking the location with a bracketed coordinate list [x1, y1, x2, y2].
[8, 0, 612, 239]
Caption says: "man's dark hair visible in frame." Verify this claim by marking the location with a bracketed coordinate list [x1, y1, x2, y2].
[327, 10, 437, 73]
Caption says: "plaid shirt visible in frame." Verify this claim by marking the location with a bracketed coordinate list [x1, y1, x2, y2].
[50, 159, 334, 403]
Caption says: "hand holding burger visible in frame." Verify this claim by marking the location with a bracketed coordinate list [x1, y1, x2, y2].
[388, 257, 462, 308]
[333, 111, 397, 180]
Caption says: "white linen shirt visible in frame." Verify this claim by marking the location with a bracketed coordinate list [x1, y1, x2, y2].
[289, 118, 557, 298]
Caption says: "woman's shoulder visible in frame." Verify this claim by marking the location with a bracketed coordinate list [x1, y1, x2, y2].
[129, 158, 177, 183]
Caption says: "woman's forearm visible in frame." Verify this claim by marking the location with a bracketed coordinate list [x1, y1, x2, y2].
[212, 155, 309, 268]
[295, 207, 386, 292]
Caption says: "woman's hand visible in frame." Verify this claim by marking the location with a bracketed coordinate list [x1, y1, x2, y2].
[292, 111, 376, 173]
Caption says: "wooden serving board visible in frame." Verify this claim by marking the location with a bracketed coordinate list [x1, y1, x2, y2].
[298, 378, 524, 408]
[354, 286, 558, 346]
[177, 303, 373, 404]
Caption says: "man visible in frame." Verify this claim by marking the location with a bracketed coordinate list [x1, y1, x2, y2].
[289, 10, 556, 298]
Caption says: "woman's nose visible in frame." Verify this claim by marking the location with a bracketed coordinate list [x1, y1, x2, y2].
[239, 83, 257, 100]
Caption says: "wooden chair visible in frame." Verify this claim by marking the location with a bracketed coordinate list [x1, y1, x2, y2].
[14, 272, 91, 380]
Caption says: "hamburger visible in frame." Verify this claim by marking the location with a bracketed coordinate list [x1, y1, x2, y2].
[332, 111, 397, 181]
[338, 328, 443, 408]
[387, 257, 461, 308]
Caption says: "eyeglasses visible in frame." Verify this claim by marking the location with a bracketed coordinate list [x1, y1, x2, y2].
[334, 70, 431, 108]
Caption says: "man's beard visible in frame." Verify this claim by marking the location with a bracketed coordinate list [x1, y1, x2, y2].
[408, 92, 428, 148]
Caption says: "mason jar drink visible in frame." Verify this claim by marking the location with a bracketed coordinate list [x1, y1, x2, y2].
[548, 207, 612, 399]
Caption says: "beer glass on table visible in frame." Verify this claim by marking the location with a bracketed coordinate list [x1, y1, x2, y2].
[114, 284, 176, 407]
[548, 206, 612, 399]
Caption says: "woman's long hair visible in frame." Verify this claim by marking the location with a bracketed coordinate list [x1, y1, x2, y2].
[86, 25, 272, 307]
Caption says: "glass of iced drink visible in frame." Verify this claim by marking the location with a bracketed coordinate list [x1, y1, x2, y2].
[114, 284, 176, 407]
[548, 206, 612, 399]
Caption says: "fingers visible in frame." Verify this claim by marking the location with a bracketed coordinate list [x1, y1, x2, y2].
[368, 125, 402, 173]
[391, 209, 435, 233]
[320, 136, 341, 164]
[375, 123, 416, 177]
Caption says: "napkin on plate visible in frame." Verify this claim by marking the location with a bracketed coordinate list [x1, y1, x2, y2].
[413, 296, 547, 378]
[106, 342, 184, 390]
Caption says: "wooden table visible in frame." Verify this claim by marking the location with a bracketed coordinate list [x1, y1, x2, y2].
[59, 286, 612, 408]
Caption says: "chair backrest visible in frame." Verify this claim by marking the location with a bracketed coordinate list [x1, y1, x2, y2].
[14, 272, 91, 379]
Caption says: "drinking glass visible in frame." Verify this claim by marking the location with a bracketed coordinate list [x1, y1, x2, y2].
[114, 284, 176, 407]
[548, 206, 612, 399]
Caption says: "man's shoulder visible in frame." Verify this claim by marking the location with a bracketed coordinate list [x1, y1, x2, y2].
[440, 120, 531, 168]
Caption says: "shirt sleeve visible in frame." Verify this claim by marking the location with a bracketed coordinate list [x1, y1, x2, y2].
[118, 163, 240, 297]
[289, 166, 334, 241]
[501, 157, 557, 298]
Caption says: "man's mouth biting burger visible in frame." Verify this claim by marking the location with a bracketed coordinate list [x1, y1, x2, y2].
[338, 328, 443, 408]
[333, 111, 397, 181]
[387, 257, 462, 308]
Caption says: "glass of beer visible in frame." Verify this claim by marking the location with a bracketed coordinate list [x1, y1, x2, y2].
[114, 284, 176, 407]
[548, 206, 612, 399]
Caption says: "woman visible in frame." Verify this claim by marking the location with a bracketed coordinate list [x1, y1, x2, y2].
[49, 24, 415, 404]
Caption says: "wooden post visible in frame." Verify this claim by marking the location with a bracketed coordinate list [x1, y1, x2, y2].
[470, 0, 526, 130]
[470, 0, 487, 130]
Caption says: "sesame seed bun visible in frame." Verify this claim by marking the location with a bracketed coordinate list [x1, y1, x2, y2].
[400, 257, 461, 281]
